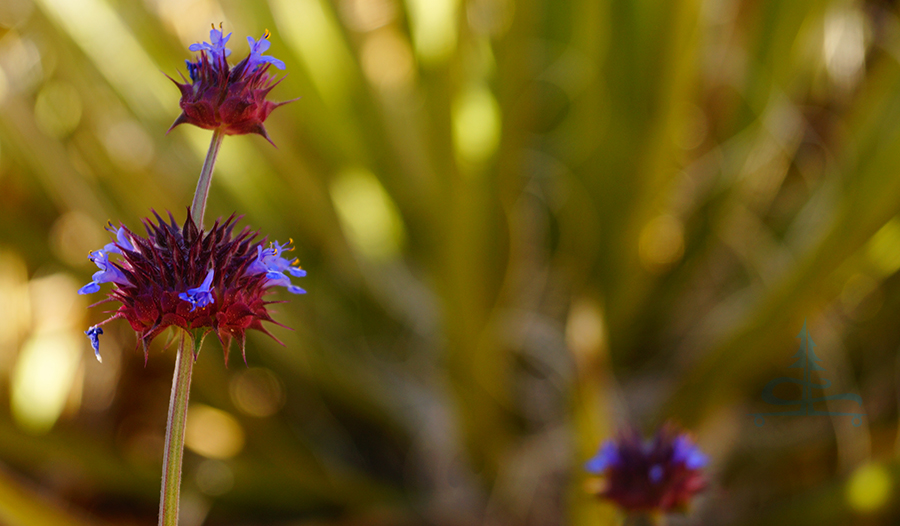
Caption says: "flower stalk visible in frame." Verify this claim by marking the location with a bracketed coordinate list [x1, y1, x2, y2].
[190, 127, 225, 227]
[158, 331, 194, 526]
[77, 27, 301, 526]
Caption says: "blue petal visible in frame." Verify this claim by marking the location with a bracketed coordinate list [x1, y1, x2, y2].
[199, 268, 215, 290]
[287, 267, 307, 278]
[287, 285, 307, 294]
[673, 435, 708, 469]
[179, 269, 216, 311]
[246, 34, 286, 71]
[85, 326, 103, 363]
[78, 282, 100, 295]
[585, 441, 618, 474]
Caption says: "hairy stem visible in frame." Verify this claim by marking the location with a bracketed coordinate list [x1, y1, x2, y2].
[158, 332, 194, 526]
[190, 128, 225, 227]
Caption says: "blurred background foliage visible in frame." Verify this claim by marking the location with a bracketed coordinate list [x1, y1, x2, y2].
[2, 0, 900, 524]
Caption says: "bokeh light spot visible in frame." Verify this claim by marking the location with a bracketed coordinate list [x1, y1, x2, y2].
[195, 459, 234, 496]
[331, 168, 405, 261]
[229, 367, 286, 418]
[638, 214, 685, 272]
[846, 463, 891, 513]
[404, 0, 459, 64]
[452, 84, 501, 165]
[49, 210, 107, 267]
[340, 0, 397, 32]
[34, 81, 82, 137]
[360, 29, 415, 91]
[102, 119, 155, 171]
[185, 404, 245, 459]
[11, 331, 82, 434]
[866, 216, 900, 277]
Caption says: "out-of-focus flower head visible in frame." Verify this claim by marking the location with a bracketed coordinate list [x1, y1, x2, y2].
[79, 211, 306, 365]
[585, 424, 707, 513]
[169, 25, 293, 144]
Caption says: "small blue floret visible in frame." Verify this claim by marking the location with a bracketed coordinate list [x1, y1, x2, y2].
[585, 440, 619, 474]
[672, 435, 707, 469]
[86, 326, 103, 363]
[178, 269, 216, 311]
[189, 27, 232, 63]
[246, 32, 285, 71]
[246, 240, 306, 294]
[78, 247, 131, 295]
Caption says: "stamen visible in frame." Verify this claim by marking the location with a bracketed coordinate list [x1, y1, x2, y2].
[263, 28, 271, 40]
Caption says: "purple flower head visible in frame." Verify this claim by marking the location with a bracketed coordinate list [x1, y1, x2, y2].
[246, 240, 307, 294]
[169, 26, 293, 144]
[585, 424, 707, 513]
[178, 268, 216, 311]
[79, 211, 307, 366]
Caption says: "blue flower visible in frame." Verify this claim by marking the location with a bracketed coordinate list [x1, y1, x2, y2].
[189, 26, 232, 63]
[246, 30, 286, 71]
[85, 326, 103, 363]
[101, 224, 135, 255]
[178, 268, 216, 311]
[78, 249, 131, 295]
[672, 434, 708, 470]
[246, 240, 306, 294]
[585, 440, 619, 473]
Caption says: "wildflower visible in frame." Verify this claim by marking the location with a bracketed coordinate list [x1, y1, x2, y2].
[86, 326, 104, 363]
[78, 211, 306, 365]
[78, 247, 132, 295]
[585, 424, 707, 513]
[246, 240, 307, 294]
[178, 268, 216, 311]
[169, 26, 292, 143]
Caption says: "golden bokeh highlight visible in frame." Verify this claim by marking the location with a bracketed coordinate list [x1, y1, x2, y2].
[638, 214, 685, 272]
[452, 84, 501, 165]
[185, 404, 245, 459]
[229, 367, 286, 418]
[33, 81, 82, 137]
[11, 274, 85, 434]
[330, 167, 405, 261]
[866, 216, 900, 277]
[360, 28, 415, 91]
[845, 463, 891, 513]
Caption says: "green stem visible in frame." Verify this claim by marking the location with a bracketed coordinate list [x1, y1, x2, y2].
[190, 128, 225, 227]
[158, 332, 194, 526]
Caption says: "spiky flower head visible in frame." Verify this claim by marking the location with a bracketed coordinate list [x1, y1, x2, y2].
[585, 424, 707, 513]
[79, 212, 306, 365]
[168, 25, 292, 143]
